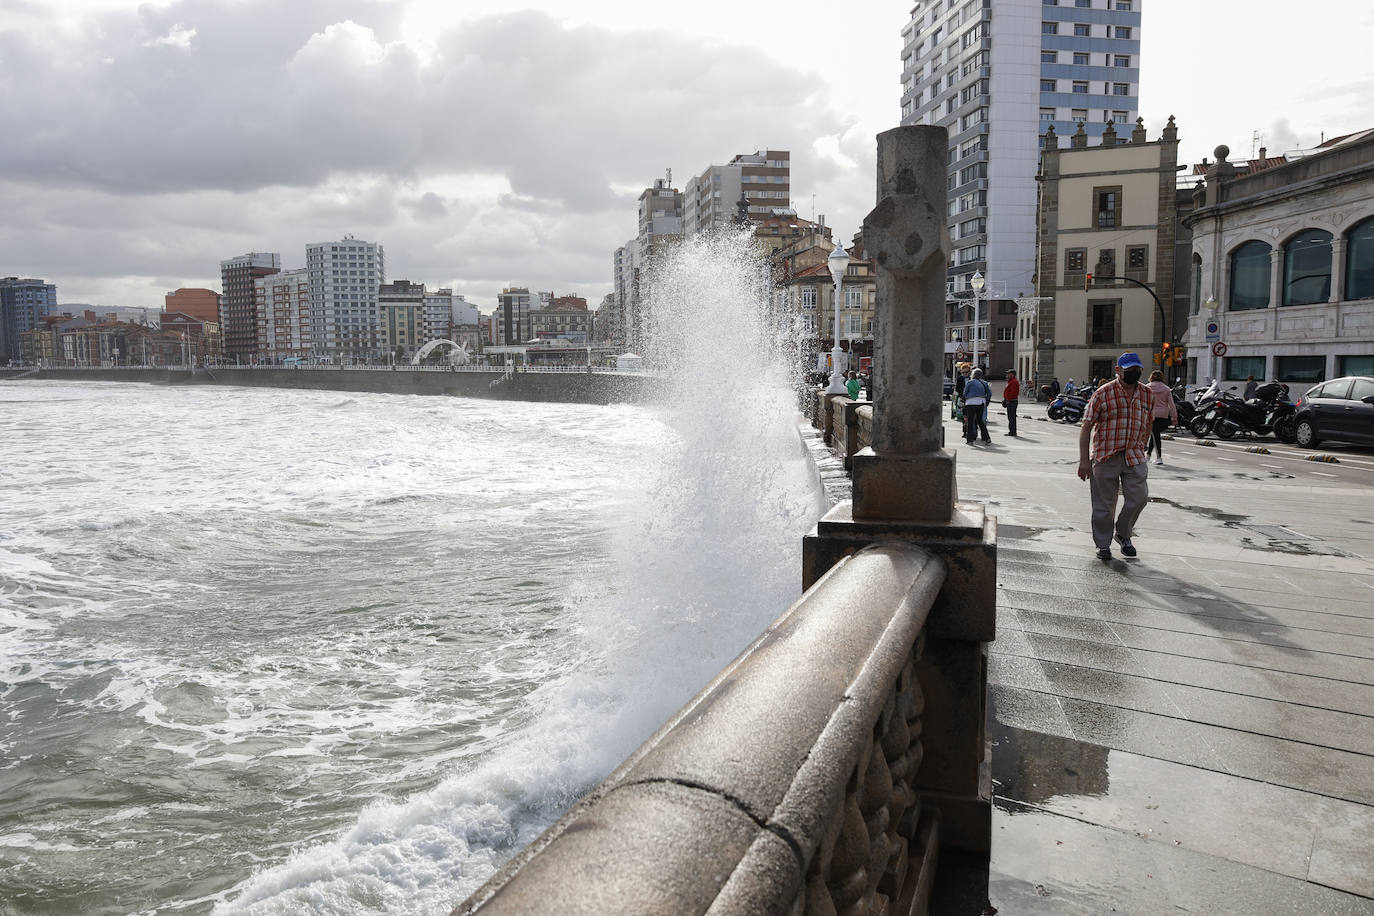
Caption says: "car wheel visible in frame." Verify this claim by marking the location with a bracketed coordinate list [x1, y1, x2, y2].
[1294, 419, 1320, 448]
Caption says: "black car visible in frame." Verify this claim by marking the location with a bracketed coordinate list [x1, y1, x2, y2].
[943, 375, 955, 398]
[1291, 376, 1374, 447]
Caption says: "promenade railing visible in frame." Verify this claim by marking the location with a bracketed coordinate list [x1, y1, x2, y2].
[453, 544, 948, 916]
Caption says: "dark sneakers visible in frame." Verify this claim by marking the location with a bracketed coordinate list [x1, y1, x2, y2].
[1120, 539, 1137, 557]
[1096, 548, 1112, 560]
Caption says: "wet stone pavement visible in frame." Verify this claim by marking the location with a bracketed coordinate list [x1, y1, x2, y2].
[808, 397, 1374, 914]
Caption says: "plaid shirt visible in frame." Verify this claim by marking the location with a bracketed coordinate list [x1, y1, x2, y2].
[1083, 378, 1153, 465]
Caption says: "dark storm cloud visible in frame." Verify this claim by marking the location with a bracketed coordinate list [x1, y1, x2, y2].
[1, 2, 837, 212]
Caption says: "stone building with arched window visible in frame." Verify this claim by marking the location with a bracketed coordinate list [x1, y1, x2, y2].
[1182, 129, 1374, 391]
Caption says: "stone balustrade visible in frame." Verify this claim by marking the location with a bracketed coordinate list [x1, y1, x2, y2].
[453, 545, 949, 916]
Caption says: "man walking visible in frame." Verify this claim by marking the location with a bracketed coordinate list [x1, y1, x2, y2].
[1077, 352, 1153, 560]
[963, 368, 992, 444]
[1003, 368, 1020, 437]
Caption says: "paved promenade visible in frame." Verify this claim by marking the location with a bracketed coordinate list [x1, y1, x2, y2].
[811, 394, 1374, 912]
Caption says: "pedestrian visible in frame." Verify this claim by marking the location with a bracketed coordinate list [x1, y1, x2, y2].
[963, 368, 992, 444]
[1064, 377, 1077, 396]
[1002, 368, 1020, 436]
[953, 362, 969, 428]
[1144, 369, 1177, 465]
[1077, 352, 1154, 560]
[1051, 376, 1061, 397]
[846, 371, 862, 400]
[1243, 375, 1258, 400]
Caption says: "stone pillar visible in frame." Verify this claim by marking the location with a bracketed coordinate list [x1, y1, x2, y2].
[803, 125, 995, 869]
[1330, 237, 1346, 303]
[1270, 247, 1284, 311]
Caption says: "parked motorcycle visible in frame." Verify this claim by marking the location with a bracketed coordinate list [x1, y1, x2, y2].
[1048, 386, 1092, 423]
[1193, 383, 1292, 440]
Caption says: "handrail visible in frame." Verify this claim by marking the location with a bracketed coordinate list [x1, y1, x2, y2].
[454, 544, 946, 915]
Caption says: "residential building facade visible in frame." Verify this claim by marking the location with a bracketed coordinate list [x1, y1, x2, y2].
[378, 280, 426, 358]
[255, 268, 311, 362]
[900, 0, 1141, 301]
[305, 237, 384, 359]
[683, 150, 791, 235]
[1035, 117, 1186, 384]
[613, 176, 684, 349]
[772, 229, 877, 372]
[1, 276, 57, 363]
[219, 253, 281, 361]
[1181, 130, 1374, 390]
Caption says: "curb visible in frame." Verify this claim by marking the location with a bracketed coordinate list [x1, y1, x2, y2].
[1304, 454, 1341, 463]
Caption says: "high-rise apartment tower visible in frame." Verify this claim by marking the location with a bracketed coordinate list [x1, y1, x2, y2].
[220, 253, 281, 360]
[899, 0, 1141, 296]
[304, 237, 384, 359]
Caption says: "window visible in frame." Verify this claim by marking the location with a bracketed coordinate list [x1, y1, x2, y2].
[1224, 356, 1266, 381]
[1113, 83, 1130, 95]
[1066, 248, 1087, 276]
[1339, 355, 1374, 376]
[801, 287, 817, 310]
[1190, 254, 1203, 314]
[1074, 23, 1091, 36]
[845, 287, 863, 309]
[1114, 55, 1131, 67]
[845, 315, 864, 336]
[1042, 50, 1057, 63]
[1075, 0, 1091, 6]
[1126, 246, 1148, 279]
[1072, 80, 1089, 94]
[1073, 52, 1090, 65]
[998, 327, 1015, 341]
[1072, 108, 1088, 122]
[1347, 217, 1374, 300]
[1115, 26, 1132, 38]
[1229, 241, 1272, 310]
[959, 162, 986, 184]
[1115, 0, 1132, 8]
[1276, 356, 1326, 384]
[1040, 107, 1056, 121]
[1043, 0, 1058, 4]
[1042, 21, 1058, 34]
[1041, 79, 1057, 92]
[1095, 187, 1121, 228]
[1113, 109, 1130, 122]
[1090, 301, 1118, 344]
[1282, 229, 1333, 305]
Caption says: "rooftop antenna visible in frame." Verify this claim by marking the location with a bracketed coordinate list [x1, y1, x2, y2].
[1251, 130, 1263, 159]
[811, 194, 816, 221]
[665, 167, 671, 186]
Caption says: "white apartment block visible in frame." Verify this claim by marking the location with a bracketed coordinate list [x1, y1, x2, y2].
[900, 0, 1141, 298]
[682, 150, 791, 236]
[254, 267, 310, 361]
[449, 294, 479, 328]
[305, 237, 385, 358]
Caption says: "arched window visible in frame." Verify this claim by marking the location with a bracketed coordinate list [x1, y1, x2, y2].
[1228, 241, 1271, 310]
[1346, 216, 1374, 301]
[1282, 229, 1332, 306]
[1190, 253, 1202, 314]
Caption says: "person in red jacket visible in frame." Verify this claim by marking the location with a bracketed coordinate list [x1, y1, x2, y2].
[1003, 368, 1021, 436]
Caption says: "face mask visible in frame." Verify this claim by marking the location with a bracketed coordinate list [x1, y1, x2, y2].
[1122, 367, 1142, 385]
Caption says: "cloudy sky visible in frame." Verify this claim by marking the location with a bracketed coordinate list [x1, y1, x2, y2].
[3, 0, 1370, 312]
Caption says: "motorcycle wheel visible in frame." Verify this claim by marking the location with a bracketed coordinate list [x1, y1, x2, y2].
[1274, 417, 1296, 444]
[1189, 416, 1212, 438]
[1048, 406, 1063, 420]
[1215, 420, 1237, 440]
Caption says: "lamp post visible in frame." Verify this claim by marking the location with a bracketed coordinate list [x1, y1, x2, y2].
[825, 238, 850, 394]
[969, 270, 985, 371]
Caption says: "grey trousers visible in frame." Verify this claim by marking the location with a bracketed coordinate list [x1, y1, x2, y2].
[1090, 451, 1149, 549]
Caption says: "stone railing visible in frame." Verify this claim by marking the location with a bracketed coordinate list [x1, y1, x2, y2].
[453, 544, 950, 915]
[813, 390, 877, 468]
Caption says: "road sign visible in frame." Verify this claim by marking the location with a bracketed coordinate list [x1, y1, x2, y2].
[1212, 341, 1228, 357]
[1205, 320, 1220, 342]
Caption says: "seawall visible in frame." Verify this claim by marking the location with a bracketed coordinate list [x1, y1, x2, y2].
[0, 367, 655, 406]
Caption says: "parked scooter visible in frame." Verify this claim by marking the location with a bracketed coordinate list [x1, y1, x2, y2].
[1192, 383, 1291, 439]
[1047, 385, 1093, 423]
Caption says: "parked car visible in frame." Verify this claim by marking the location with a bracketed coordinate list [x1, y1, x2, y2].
[943, 376, 955, 398]
[1291, 376, 1374, 447]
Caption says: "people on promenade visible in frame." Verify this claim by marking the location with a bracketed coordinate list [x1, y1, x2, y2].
[1077, 352, 1153, 560]
[953, 362, 969, 428]
[845, 371, 862, 400]
[1003, 368, 1020, 437]
[1063, 377, 1077, 396]
[1144, 369, 1177, 465]
[963, 367, 992, 444]
[1243, 375, 1258, 400]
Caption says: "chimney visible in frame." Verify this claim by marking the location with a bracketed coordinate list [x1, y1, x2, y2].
[1258, 146, 1267, 160]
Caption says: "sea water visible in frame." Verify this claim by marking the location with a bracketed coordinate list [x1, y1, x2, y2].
[0, 235, 822, 915]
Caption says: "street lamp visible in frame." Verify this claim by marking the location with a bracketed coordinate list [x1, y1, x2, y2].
[969, 270, 985, 371]
[825, 237, 850, 394]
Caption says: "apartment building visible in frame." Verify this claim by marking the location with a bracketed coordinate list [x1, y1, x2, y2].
[305, 237, 384, 359]
[682, 150, 791, 236]
[899, 0, 1141, 300]
[254, 268, 311, 362]
[378, 280, 426, 358]
[219, 253, 281, 361]
[0, 276, 57, 363]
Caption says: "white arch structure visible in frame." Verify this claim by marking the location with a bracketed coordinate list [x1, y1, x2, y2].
[411, 339, 471, 365]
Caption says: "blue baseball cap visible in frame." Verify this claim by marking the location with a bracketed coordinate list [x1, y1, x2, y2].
[1117, 352, 1144, 369]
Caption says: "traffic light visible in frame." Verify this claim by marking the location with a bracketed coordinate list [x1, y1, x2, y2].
[1084, 272, 1093, 291]
[1161, 342, 1171, 365]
